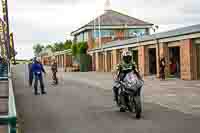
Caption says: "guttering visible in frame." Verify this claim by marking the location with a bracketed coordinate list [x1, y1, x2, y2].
[89, 31, 200, 52]
[71, 25, 152, 36]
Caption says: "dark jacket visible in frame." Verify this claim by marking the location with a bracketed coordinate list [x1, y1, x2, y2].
[117, 62, 141, 81]
[51, 62, 57, 73]
[31, 62, 45, 77]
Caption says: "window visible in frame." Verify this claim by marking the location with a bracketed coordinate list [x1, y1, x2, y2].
[128, 29, 146, 37]
[101, 30, 114, 37]
[83, 32, 88, 41]
[77, 33, 84, 42]
[93, 30, 114, 39]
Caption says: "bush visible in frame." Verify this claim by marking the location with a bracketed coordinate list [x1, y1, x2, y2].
[71, 42, 88, 56]
[78, 42, 88, 54]
[71, 44, 78, 56]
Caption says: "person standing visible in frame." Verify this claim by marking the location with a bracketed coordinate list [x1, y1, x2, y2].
[31, 58, 46, 95]
[51, 58, 58, 85]
[28, 59, 33, 87]
[159, 57, 166, 80]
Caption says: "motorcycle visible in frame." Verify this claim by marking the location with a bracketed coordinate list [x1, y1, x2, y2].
[113, 72, 144, 119]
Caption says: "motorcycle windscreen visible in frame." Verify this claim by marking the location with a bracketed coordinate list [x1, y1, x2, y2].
[123, 72, 143, 91]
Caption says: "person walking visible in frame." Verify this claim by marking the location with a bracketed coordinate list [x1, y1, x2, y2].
[159, 57, 166, 80]
[31, 57, 46, 95]
[51, 57, 58, 85]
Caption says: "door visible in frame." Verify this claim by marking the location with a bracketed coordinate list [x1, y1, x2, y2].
[148, 48, 157, 75]
[132, 50, 138, 67]
[107, 52, 112, 72]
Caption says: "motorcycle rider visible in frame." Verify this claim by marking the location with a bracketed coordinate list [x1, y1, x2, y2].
[113, 50, 141, 104]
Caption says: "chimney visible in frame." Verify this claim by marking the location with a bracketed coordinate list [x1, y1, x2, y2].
[104, 0, 111, 11]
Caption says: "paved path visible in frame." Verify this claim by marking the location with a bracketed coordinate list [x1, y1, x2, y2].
[59, 72, 200, 116]
[13, 65, 200, 133]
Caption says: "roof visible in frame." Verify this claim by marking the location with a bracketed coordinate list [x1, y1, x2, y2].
[71, 10, 153, 35]
[87, 10, 153, 26]
[89, 24, 200, 51]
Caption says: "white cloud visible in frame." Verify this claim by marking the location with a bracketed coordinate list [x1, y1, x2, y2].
[1, 0, 199, 59]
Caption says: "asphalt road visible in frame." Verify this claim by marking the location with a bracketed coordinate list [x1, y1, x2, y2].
[13, 65, 200, 133]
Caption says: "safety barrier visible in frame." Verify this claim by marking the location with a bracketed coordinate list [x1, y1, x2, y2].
[0, 64, 8, 80]
[0, 69, 17, 133]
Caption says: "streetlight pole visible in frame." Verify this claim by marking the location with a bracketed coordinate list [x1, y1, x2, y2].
[133, 32, 140, 71]
[98, 15, 101, 50]
[151, 25, 160, 77]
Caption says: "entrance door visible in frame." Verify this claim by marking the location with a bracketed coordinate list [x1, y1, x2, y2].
[169, 47, 180, 78]
[132, 50, 138, 67]
[148, 48, 157, 75]
[197, 45, 200, 79]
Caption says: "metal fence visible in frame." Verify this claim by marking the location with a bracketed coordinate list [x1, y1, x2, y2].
[0, 63, 8, 80]
[0, 67, 17, 133]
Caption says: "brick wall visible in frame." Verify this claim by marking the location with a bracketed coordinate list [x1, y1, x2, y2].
[180, 39, 197, 80]
[94, 37, 113, 47]
[115, 30, 125, 38]
[95, 52, 104, 72]
[112, 49, 118, 70]
[87, 31, 93, 50]
[101, 37, 112, 45]
[104, 52, 108, 72]
[95, 52, 100, 72]
[138, 46, 148, 76]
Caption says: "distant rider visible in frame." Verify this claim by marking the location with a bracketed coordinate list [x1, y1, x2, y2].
[51, 57, 58, 85]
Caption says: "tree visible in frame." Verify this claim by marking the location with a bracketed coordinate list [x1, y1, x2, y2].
[78, 42, 88, 54]
[64, 40, 72, 50]
[52, 42, 65, 52]
[46, 44, 53, 49]
[33, 44, 44, 56]
[71, 42, 88, 56]
[71, 44, 78, 56]
[33, 40, 73, 55]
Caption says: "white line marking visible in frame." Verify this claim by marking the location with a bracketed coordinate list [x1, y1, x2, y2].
[165, 94, 176, 97]
[191, 105, 200, 109]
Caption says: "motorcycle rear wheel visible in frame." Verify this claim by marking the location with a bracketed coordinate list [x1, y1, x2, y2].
[120, 107, 126, 112]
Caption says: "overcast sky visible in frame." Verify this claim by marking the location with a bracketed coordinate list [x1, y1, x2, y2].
[1, 0, 200, 59]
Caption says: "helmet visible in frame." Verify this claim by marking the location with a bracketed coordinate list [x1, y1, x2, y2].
[122, 50, 132, 63]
